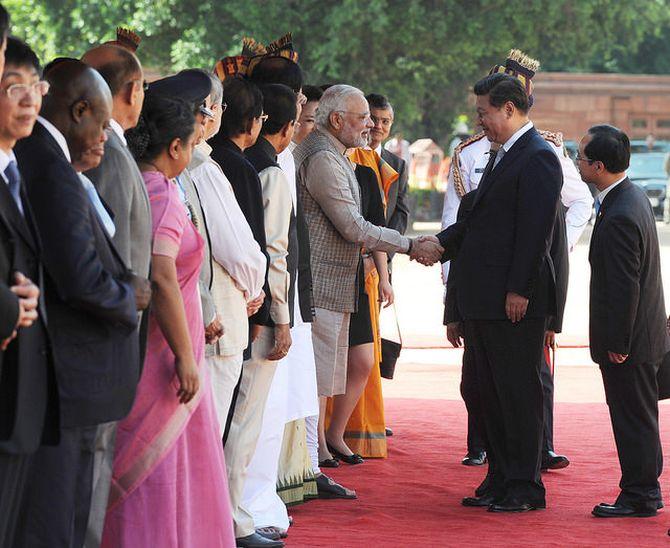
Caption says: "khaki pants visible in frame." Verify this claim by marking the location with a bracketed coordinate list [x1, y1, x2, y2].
[207, 352, 244, 438]
[224, 327, 278, 538]
[83, 421, 117, 548]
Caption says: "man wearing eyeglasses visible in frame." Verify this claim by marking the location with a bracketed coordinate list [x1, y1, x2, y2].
[0, 32, 60, 547]
[79, 43, 153, 547]
[579, 125, 669, 518]
[366, 94, 409, 248]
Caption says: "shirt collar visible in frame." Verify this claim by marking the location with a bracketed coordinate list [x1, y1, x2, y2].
[109, 119, 127, 146]
[502, 121, 534, 153]
[375, 144, 382, 156]
[597, 175, 627, 204]
[0, 149, 16, 184]
[197, 140, 213, 157]
[256, 135, 278, 162]
[38, 116, 71, 162]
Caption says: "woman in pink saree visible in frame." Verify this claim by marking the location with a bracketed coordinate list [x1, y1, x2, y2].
[102, 94, 235, 547]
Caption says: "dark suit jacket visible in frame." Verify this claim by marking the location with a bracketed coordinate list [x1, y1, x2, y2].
[209, 134, 270, 328]
[381, 148, 409, 236]
[15, 122, 139, 429]
[0, 177, 59, 453]
[437, 127, 563, 321]
[444, 189, 569, 332]
[588, 178, 669, 365]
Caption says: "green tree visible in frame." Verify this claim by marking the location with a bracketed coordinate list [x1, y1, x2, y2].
[6, 0, 670, 143]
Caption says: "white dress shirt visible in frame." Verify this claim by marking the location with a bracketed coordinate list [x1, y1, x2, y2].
[78, 173, 116, 238]
[109, 119, 127, 146]
[596, 175, 627, 211]
[37, 116, 71, 162]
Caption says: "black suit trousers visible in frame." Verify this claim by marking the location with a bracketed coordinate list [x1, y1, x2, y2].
[0, 453, 32, 546]
[463, 346, 556, 455]
[14, 425, 97, 548]
[600, 359, 662, 510]
[464, 318, 546, 502]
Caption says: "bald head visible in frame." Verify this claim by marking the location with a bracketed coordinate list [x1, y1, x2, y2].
[82, 45, 144, 130]
[41, 59, 112, 167]
[82, 44, 142, 96]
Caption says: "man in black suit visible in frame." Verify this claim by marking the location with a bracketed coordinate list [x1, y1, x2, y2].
[13, 59, 151, 547]
[435, 73, 562, 512]
[578, 125, 669, 518]
[0, 36, 60, 547]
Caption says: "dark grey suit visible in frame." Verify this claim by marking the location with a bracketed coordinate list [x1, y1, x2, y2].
[589, 178, 669, 511]
[381, 148, 409, 236]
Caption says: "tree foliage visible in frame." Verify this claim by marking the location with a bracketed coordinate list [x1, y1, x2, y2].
[6, 0, 670, 143]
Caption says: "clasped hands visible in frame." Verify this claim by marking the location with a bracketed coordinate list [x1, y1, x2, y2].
[2, 271, 40, 350]
[409, 235, 444, 266]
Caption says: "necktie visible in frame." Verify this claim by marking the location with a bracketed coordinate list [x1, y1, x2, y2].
[79, 174, 116, 238]
[476, 148, 500, 195]
[594, 197, 601, 216]
[4, 160, 23, 216]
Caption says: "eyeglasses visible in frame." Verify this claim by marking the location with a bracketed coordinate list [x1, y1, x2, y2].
[258, 113, 269, 123]
[4, 81, 50, 101]
[199, 103, 215, 119]
[337, 110, 371, 122]
[575, 154, 595, 164]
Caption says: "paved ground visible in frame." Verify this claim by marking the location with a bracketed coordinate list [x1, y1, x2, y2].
[383, 220, 670, 404]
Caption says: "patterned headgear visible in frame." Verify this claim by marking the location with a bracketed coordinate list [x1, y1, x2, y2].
[213, 33, 299, 82]
[109, 27, 141, 53]
[489, 49, 540, 107]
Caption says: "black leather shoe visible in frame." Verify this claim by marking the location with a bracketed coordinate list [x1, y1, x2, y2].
[315, 473, 357, 499]
[318, 457, 339, 468]
[462, 451, 487, 466]
[462, 493, 499, 507]
[235, 532, 284, 547]
[488, 496, 545, 513]
[592, 502, 657, 518]
[385, 427, 394, 437]
[541, 451, 570, 471]
[327, 443, 364, 465]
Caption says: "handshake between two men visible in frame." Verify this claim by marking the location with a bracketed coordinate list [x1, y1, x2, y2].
[408, 235, 444, 266]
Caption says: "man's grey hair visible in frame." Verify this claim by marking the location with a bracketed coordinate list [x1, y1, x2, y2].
[315, 84, 366, 128]
[208, 73, 224, 105]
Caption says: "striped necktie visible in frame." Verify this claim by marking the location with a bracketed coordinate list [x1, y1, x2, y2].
[4, 160, 23, 216]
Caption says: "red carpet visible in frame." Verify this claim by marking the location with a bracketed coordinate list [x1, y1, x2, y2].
[288, 398, 670, 547]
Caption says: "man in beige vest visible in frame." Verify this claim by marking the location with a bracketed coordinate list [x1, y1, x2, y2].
[293, 84, 442, 467]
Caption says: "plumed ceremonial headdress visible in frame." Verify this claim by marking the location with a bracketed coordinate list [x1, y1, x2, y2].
[489, 49, 540, 107]
[108, 27, 141, 52]
[213, 32, 299, 82]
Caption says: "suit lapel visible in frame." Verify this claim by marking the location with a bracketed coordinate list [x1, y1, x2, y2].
[593, 178, 631, 234]
[473, 127, 536, 208]
[0, 178, 36, 253]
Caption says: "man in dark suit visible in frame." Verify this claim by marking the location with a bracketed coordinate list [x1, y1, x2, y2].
[436, 73, 562, 512]
[366, 93, 409, 242]
[578, 125, 669, 518]
[0, 36, 60, 547]
[13, 59, 150, 547]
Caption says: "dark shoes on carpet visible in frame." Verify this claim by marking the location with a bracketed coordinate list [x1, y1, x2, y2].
[488, 495, 545, 513]
[318, 457, 339, 468]
[592, 502, 658, 518]
[385, 427, 394, 437]
[326, 443, 364, 465]
[315, 473, 357, 500]
[256, 527, 287, 540]
[462, 451, 487, 466]
[236, 532, 284, 547]
[462, 493, 499, 507]
[541, 451, 570, 471]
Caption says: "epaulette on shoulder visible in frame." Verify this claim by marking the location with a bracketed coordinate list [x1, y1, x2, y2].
[451, 131, 487, 198]
[538, 129, 564, 149]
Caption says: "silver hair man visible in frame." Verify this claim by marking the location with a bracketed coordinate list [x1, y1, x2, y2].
[316, 84, 371, 149]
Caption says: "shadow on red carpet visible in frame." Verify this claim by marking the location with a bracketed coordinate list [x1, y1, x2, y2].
[287, 398, 670, 547]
